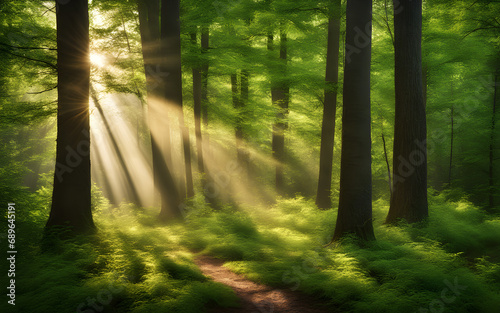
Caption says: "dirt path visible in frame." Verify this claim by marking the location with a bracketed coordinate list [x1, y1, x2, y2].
[195, 256, 331, 313]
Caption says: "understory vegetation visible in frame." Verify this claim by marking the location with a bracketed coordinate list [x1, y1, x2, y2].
[3, 188, 500, 313]
[2, 1, 500, 312]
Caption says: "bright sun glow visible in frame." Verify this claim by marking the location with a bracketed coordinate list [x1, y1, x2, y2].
[90, 53, 106, 68]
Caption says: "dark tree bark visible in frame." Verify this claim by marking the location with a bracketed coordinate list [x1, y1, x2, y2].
[316, 0, 341, 209]
[386, 0, 428, 224]
[333, 0, 375, 241]
[46, 0, 95, 234]
[269, 29, 289, 195]
[160, 0, 194, 205]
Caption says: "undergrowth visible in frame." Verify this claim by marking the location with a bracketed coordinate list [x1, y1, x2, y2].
[2, 187, 500, 313]
[0, 188, 238, 313]
[181, 195, 500, 313]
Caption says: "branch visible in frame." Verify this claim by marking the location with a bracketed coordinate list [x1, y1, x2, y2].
[27, 85, 58, 94]
[283, 6, 327, 15]
[468, 0, 500, 9]
[383, 0, 394, 47]
[0, 48, 57, 70]
[462, 26, 500, 38]
[467, 0, 481, 9]
[0, 42, 57, 51]
[40, 3, 56, 15]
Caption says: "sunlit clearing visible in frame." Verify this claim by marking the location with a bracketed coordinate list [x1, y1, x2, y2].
[90, 52, 107, 68]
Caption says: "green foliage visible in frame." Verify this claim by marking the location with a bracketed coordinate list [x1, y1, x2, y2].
[0, 195, 239, 313]
[1, 0, 500, 312]
[180, 195, 500, 313]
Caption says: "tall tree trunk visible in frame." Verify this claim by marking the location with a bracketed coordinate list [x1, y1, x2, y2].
[333, 0, 375, 241]
[160, 0, 194, 204]
[489, 73, 498, 208]
[191, 32, 205, 173]
[386, 0, 428, 224]
[382, 133, 393, 197]
[270, 28, 289, 195]
[138, 0, 181, 219]
[46, 0, 95, 234]
[231, 70, 249, 171]
[316, 0, 341, 209]
[422, 62, 428, 108]
[240, 69, 250, 172]
[201, 28, 209, 131]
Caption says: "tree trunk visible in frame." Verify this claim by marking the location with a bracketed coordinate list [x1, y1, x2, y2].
[333, 0, 375, 241]
[382, 133, 393, 197]
[160, 0, 194, 204]
[240, 69, 250, 172]
[386, 0, 428, 224]
[270, 29, 289, 195]
[138, 0, 181, 219]
[231, 71, 249, 171]
[46, 0, 95, 234]
[191, 32, 205, 173]
[316, 0, 341, 209]
[201, 28, 209, 129]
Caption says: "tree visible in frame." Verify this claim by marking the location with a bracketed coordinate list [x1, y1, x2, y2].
[160, 0, 194, 201]
[191, 32, 205, 172]
[231, 70, 250, 171]
[333, 0, 375, 241]
[316, 0, 341, 209]
[201, 28, 210, 137]
[269, 27, 289, 195]
[386, 0, 428, 224]
[45, 0, 95, 234]
[137, 0, 182, 220]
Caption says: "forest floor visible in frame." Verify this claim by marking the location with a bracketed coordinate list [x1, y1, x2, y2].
[195, 255, 332, 313]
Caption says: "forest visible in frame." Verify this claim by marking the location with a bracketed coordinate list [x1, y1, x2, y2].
[1, 0, 500, 312]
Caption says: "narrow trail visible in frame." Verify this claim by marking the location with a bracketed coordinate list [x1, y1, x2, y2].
[195, 256, 332, 313]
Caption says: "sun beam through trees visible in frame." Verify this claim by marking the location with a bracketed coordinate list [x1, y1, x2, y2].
[1, 0, 500, 312]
